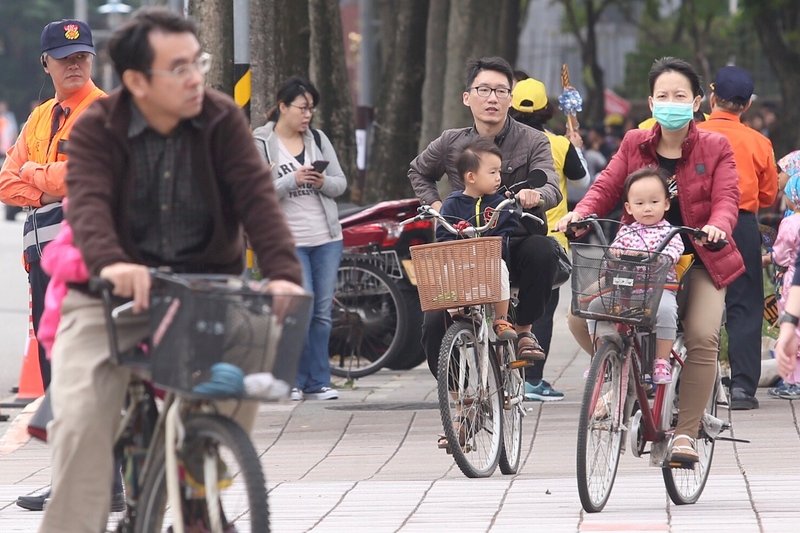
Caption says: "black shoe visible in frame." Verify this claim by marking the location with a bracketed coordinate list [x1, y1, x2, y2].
[42, 490, 126, 512]
[730, 387, 759, 410]
[16, 488, 51, 511]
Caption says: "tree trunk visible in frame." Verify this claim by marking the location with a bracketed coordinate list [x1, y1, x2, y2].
[496, 0, 522, 66]
[367, 0, 429, 202]
[418, 0, 450, 152]
[189, 0, 234, 94]
[561, 0, 606, 126]
[309, 0, 358, 200]
[249, 0, 310, 127]
[748, 3, 800, 157]
[441, 0, 492, 129]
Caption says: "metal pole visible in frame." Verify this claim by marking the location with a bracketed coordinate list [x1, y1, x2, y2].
[74, 0, 88, 20]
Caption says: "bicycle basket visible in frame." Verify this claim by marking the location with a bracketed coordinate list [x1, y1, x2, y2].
[126, 275, 311, 400]
[570, 242, 673, 328]
[410, 237, 502, 312]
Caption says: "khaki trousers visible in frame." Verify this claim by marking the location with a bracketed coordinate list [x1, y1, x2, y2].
[568, 267, 725, 439]
[40, 290, 257, 533]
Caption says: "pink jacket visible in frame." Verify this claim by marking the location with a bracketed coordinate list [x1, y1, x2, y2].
[575, 122, 744, 289]
[38, 219, 88, 357]
[772, 213, 800, 304]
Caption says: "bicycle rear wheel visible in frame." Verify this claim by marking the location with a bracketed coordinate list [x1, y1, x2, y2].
[497, 339, 524, 474]
[135, 414, 269, 533]
[661, 357, 717, 505]
[438, 320, 503, 478]
[329, 261, 405, 379]
[577, 340, 625, 513]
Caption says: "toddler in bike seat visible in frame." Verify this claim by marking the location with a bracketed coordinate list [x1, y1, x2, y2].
[437, 138, 517, 342]
[587, 168, 684, 384]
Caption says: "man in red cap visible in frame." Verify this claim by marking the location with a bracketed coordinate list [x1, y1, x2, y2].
[0, 18, 108, 512]
[698, 65, 778, 410]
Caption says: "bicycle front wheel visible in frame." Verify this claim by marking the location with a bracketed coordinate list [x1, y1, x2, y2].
[577, 340, 625, 513]
[438, 321, 503, 478]
[135, 414, 269, 533]
[661, 357, 718, 505]
[497, 339, 524, 474]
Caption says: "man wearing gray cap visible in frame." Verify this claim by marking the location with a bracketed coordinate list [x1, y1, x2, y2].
[0, 19, 109, 512]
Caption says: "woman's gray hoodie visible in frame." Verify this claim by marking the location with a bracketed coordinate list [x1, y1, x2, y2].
[252, 122, 347, 239]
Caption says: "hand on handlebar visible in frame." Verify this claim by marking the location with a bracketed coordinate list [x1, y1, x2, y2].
[698, 225, 726, 243]
[556, 211, 583, 233]
[99, 262, 151, 313]
[516, 189, 542, 209]
[261, 279, 306, 322]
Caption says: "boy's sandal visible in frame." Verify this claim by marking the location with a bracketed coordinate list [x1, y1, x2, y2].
[516, 332, 546, 362]
[669, 434, 699, 463]
[493, 319, 518, 341]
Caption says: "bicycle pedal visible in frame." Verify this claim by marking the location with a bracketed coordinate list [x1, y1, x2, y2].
[667, 460, 696, 470]
[509, 360, 529, 369]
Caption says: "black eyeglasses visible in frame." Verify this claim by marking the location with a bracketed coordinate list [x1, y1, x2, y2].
[470, 86, 512, 99]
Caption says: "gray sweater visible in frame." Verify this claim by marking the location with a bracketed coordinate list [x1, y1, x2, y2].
[253, 122, 347, 239]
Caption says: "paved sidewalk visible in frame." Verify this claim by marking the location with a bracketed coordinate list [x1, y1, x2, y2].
[1, 305, 799, 532]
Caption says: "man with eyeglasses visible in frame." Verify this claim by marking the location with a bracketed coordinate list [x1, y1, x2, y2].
[409, 56, 562, 385]
[39, 8, 303, 531]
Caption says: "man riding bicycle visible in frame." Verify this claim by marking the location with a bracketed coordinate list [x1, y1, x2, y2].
[408, 56, 561, 375]
[40, 8, 303, 532]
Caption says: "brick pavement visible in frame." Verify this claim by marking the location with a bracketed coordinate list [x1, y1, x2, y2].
[1, 304, 799, 532]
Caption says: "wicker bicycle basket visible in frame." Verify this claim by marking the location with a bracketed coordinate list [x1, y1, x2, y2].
[570, 242, 673, 328]
[119, 275, 311, 399]
[410, 236, 503, 312]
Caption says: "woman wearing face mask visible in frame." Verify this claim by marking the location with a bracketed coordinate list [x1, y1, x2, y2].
[556, 57, 743, 463]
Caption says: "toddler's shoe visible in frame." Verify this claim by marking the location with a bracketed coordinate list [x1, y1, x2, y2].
[652, 359, 672, 384]
[778, 383, 800, 400]
[493, 319, 517, 341]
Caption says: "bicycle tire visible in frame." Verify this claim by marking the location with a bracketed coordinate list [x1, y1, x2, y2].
[498, 339, 524, 474]
[437, 320, 503, 478]
[577, 340, 625, 513]
[661, 357, 717, 505]
[329, 260, 407, 379]
[134, 414, 269, 533]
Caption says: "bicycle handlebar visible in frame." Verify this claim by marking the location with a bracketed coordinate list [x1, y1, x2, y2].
[401, 195, 544, 238]
[564, 215, 728, 252]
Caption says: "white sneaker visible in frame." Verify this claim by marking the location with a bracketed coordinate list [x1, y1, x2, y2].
[290, 388, 303, 401]
[304, 387, 338, 400]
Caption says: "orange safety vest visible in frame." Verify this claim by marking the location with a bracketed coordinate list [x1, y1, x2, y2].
[24, 85, 105, 165]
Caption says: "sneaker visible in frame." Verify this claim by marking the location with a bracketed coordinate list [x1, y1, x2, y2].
[778, 383, 800, 400]
[524, 380, 564, 402]
[290, 388, 303, 401]
[768, 380, 789, 398]
[304, 387, 339, 400]
[16, 488, 50, 511]
[492, 319, 517, 341]
[652, 359, 672, 384]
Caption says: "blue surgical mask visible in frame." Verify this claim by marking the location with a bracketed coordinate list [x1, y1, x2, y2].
[652, 102, 694, 131]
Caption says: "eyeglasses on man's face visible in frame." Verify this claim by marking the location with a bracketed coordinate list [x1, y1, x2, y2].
[290, 104, 315, 115]
[470, 85, 512, 99]
[149, 52, 211, 80]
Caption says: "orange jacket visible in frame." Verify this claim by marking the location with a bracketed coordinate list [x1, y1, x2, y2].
[697, 110, 778, 213]
[0, 81, 105, 207]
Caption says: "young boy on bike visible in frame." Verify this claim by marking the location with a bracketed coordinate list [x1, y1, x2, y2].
[586, 168, 684, 383]
[436, 139, 519, 345]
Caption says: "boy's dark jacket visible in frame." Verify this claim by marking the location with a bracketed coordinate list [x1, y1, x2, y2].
[436, 191, 516, 260]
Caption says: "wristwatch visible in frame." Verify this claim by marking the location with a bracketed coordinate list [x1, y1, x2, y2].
[779, 312, 800, 326]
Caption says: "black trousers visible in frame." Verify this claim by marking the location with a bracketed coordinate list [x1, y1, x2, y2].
[725, 211, 763, 396]
[29, 260, 52, 390]
[528, 287, 560, 384]
[421, 234, 558, 379]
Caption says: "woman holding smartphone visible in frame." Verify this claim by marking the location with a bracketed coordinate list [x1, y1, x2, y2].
[253, 76, 348, 401]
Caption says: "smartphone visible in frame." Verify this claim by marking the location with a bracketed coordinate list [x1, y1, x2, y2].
[311, 160, 329, 173]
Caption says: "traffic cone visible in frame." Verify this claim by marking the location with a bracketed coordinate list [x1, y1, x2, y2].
[13, 286, 44, 405]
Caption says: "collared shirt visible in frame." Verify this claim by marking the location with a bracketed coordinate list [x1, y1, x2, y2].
[126, 102, 212, 265]
[697, 110, 778, 213]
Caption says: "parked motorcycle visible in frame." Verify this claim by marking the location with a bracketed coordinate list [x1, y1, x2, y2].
[330, 198, 433, 378]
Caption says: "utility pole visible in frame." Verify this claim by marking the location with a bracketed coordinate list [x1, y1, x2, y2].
[74, 0, 88, 20]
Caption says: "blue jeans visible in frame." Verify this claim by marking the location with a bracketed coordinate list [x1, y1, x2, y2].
[295, 240, 343, 391]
